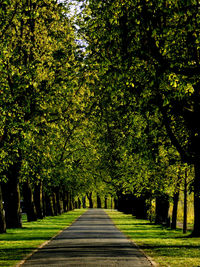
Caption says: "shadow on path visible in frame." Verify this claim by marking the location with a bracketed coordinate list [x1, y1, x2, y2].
[21, 209, 152, 266]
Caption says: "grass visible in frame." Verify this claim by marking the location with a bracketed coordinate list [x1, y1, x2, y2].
[106, 209, 200, 267]
[0, 209, 87, 267]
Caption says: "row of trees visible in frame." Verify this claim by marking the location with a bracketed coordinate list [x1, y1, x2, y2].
[0, 0, 107, 233]
[76, 0, 200, 236]
[1, 0, 200, 237]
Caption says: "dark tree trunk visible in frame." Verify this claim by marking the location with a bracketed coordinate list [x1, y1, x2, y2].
[0, 184, 6, 233]
[2, 162, 22, 228]
[52, 192, 58, 216]
[192, 162, 200, 236]
[171, 170, 181, 230]
[62, 190, 68, 212]
[114, 198, 118, 209]
[78, 198, 81, 209]
[171, 190, 179, 229]
[69, 192, 74, 211]
[55, 188, 63, 215]
[87, 192, 93, 208]
[183, 168, 188, 233]
[45, 193, 54, 216]
[82, 196, 86, 208]
[104, 196, 108, 209]
[97, 193, 101, 208]
[22, 180, 37, 222]
[66, 191, 70, 211]
[134, 197, 150, 219]
[34, 181, 44, 219]
[155, 194, 170, 225]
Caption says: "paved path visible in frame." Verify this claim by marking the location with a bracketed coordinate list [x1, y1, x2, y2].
[22, 209, 152, 266]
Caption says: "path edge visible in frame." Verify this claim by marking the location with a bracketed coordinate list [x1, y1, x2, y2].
[15, 209, 88, 267]
[104, 209, 159, 267]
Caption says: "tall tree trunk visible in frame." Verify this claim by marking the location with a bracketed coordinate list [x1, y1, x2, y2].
[171, 170, 181, 230]
[82, 196, 86, 208]
[155, 194, 170, 225]
[34, 181, 44, 219]
[62, 191, 68, 212]
[78, 197, 81, 209]
[171, 190, 180, 229]
[183, 168, 188, 234]
[104, 196, 108, 209]
[2, 162, 22, 228]
[192, 162, 200, 236]
[45, 193, 54, 216]
[97, 193, 101, 208]
[114, 197, 118, 209]
[52, 192, 58, 216]
[87, 192, 93, 208]
[0, 184, 6, 233]
[22, 179, 37, 222]
[55, 188, 63, 215]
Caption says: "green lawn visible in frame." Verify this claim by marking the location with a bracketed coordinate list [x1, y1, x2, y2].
[106, 209, 200, 267]
[0, 209, 87, 267]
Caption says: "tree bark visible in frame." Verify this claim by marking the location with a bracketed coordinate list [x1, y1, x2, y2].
[2, 162, 22, 228]
[82, 196, 86, 208]
[183, 168, 188, 233]
[192, 162, 200, 236]
[22, 179, 37, 222]
[55, 188, 63, 215]
[52, 192, 58, 216]
[45, 193, 54, 216]
[104, 196, 108, 209]
[78, 197, 81, 209]
[171, 190, 179, 229]
[155, 194, 170, 225]
[34, 181, 44, 219]
[62, 191, 68, 212]
[87, 192, 93, 208]
[0, 184, 6, 233]
[97, 193, 101, 208]
[171, 170, 181, 230]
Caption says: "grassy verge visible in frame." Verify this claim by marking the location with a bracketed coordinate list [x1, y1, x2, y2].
[106, 209, 200, 267]
[0, 209, 87, 267]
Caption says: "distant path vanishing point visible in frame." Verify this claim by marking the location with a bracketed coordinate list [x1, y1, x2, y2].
[21, 209, 152, 267]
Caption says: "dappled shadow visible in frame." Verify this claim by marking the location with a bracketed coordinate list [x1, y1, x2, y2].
[0, 247, 36, 262]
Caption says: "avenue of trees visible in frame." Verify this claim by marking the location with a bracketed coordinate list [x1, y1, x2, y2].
[1, 0, 200, 236]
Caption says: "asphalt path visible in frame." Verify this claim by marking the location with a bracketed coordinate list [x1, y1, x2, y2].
[22, 209, 152, 267]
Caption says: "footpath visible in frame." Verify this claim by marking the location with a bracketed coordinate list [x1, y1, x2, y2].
[21, 209, 152, 267]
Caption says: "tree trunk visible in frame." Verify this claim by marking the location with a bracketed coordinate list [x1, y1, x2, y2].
[183, 168, 188, 234]
[0, 184, 6, 233]
[45, 193, 54, 216]
[114, 198, 118, 209]
[34, 181, 44, 219]
[78, 198, 81, 209]
[62, 190, 68, 212]
[87, 192, 93, 208]
[2, 162, 22, 228]
[22, 180, 37, 222]
[171, 170, 181, 230]
[104, 196, 108, 209]
[52, 192, 58, 216]
[82, 196, 86, 208]
[192, 162, 200, 236]
[155, 194, 170, 225]
[55, 188, 63, 215]
[171, 190, 179, 229]
[97, 193, 101, 208]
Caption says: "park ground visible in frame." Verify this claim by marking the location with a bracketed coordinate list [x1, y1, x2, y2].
[0, 209, 199, 267]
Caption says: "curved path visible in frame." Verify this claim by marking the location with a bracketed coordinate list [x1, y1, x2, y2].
[22, 209, 152, 266]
